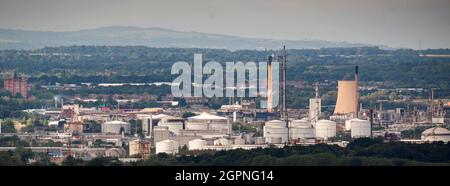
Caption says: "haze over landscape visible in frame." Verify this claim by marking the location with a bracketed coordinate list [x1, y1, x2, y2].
[1, 0, 450, 173]
[0, 0, 449, 49]
[0, 26, 375, 50]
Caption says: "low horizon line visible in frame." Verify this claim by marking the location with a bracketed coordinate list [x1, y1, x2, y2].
[0, 25, 396, 49]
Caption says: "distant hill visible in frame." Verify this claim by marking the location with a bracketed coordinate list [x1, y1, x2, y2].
[0, 26, 376, 50]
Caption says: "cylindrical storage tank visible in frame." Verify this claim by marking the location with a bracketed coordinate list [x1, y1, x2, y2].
[265, 120, 286, 127]
[264, 120, 288, 144]
[289, 127, 315, 139]
[350, 119, 371, 138]
[186, 112, 228, 131]
[289, 119, 311, 128]
[233, 138, 245, 145]
[255, 137, 265, 144]
[264, 126, 288, 144]
[185, 121, 208, 130]
[289, 119, 315, 139]
[214, 138, 231, 146]
[102, 121, 131, 134]
[188, 139, 207, 150]
[155, 139, 179, 155]
[315, 120, 336, 139]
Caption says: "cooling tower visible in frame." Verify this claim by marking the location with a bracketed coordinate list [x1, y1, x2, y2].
[334, 66, 359, 115]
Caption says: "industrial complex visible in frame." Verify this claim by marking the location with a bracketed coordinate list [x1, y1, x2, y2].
[0, 47, 449, 165]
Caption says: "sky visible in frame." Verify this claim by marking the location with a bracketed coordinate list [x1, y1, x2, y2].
[0, 0, 449, 49]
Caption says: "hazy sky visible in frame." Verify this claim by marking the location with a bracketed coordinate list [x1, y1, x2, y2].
[0, 0, 449, 49]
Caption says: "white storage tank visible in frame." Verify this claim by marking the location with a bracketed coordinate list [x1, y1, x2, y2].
[214, 138, 231, 146]
[264, 126, 288, 144]
[289, 118, 310, 128]
[289, 119, 315, 140]
[263, 120, 288, 143]
[186, 112, 228, 131]
[421, 127, 450, 142]
[188, 139, 207, 150]
[102, 120, 131, 134]
[265, 120, 286, 127]
[155, 139, 179, 155]
[349, 119, 371, 138]
[315, 120, 336, 139]
[264, 120, 288, 144]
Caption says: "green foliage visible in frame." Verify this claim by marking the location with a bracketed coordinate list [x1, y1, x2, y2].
[83, 120, 102, 133]
[92, 139, 114, 148]
[0, 151, 22, 166]
[0, 136, 29, 147]
[401, 126, 430, 139]
[329, 132, 351, 142]
[0, 97, 44, 118]
[1, 46, 449, 89]
[86, 157, 121, 166]
[14, 146, 33, 164]
[62, 155, 84, 166]
[1, 138, 450, 166]
[1, 119, 16, 133]
[131, 140, 450, 166]
[347, 137, 384, 150]
[37, 140, 63, 147]
[232, 122, 257, 133]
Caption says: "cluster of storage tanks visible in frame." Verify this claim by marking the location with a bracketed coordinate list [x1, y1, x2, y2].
[263, 118, 371, 143]
[155, 118, 371, 154]
[263, 119, 337, 143]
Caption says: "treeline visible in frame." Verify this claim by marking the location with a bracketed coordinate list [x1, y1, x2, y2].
[32, 84, 171, 97]
[68, 138, 450, 166]
[2, 138, 449, 166]
[1, 46, 449, 89]
[0, 96, 47, 118]
[138, 138, 450, 166]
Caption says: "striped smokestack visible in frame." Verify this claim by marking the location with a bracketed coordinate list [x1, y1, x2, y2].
[267, 55, 273, 112]
[355, 65, 359, 117]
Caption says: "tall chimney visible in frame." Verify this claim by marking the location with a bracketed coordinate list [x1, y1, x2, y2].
[281, 46, 287, 120]
[369, 109, 373, 137]
[355, 65, 359, 118]
[267, 55, 273, 112]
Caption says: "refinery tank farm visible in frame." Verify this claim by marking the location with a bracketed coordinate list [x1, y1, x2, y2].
[0, 46, 449, 164]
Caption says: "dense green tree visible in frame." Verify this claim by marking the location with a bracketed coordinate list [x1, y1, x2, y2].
[62, 155, 84, 166]
[1, 120, 16, 133]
